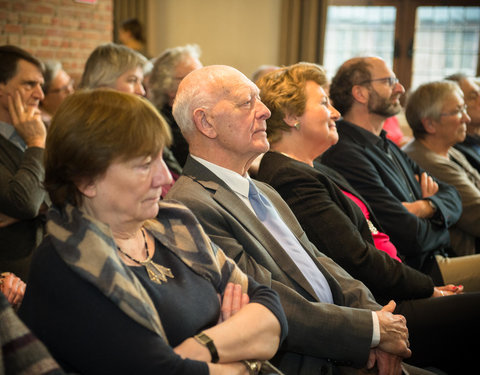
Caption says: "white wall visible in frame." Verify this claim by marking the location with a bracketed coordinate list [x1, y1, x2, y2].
[147, 0, 282, 79]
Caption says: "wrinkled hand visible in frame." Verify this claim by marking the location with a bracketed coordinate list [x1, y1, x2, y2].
[375, 301, 411, 359]
[0, 272, 26, 309]
[415, 172, 438, 199]
[217, 282, 249, 323]
[432, 284, 463, 297]
[0, 212, 19, 228]
[367, 348, 403, 375]
[8, 91, 46, 148]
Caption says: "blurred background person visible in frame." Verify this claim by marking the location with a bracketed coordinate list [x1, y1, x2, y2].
[118, 17, 149, 58]
[40, 60, 74, 127]
[148, 44, 203, 167]
[19, 89, 286, 375]
[79, 43, 182, 194]
[80, 42, 149, 97]
[0, 45, 47, 281]
[446, 73, 480, 173]
[403, 80, 480, 255]
[251, 64, 280, 85]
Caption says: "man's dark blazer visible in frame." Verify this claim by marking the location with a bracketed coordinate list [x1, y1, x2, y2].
[167, 156, 381, 375]
[257, 151, 434, 305]
[0, 135, 46, 281]
[454, 134, 480, 174]
[321, 120, 462, 272]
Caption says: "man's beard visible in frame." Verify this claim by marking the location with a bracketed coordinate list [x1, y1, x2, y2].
[367, 89, 402, 118]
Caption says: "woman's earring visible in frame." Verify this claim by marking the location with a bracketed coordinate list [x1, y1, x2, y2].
[294, 122, 301, 131]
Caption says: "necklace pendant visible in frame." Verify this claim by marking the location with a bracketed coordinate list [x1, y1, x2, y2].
[143, 259, 174, 284]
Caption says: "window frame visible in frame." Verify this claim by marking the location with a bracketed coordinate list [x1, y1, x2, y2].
[326, 0, 480, 93]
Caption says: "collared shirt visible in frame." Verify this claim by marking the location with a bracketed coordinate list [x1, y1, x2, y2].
[191, 154, 380, 346]
[0, 121, 26, 152]
[191, 155, 256, 212]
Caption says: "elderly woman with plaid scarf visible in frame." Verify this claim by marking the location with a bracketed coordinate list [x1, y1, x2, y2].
[18, 89, 287, 375]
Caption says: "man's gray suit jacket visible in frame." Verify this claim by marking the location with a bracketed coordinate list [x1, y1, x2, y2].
[166, 156, 381, 375]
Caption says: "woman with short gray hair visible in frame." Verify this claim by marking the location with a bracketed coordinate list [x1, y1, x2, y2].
[80, 43, 151, 96]
[403, 80, 480, 256]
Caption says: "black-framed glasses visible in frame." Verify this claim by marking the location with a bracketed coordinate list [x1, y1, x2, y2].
[359, 76, 399, 87]
[439, 104, 468, 119]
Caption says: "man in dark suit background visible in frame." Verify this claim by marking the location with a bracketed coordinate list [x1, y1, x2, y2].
[0, 46, 47, 281]
[165, 64, 425, 375]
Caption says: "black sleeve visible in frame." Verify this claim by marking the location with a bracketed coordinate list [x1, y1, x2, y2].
[19, 241, 208, 375]
[246, 274, 288, 343]
[322, 138, 460, 269]
[0, 146, 46, 219]
[261, 162, 434, 302]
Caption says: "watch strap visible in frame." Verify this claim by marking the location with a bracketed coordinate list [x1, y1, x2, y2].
[193, 332, 219, 363]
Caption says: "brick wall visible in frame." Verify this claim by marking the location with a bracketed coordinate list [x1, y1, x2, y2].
[0, 0, 113, 81]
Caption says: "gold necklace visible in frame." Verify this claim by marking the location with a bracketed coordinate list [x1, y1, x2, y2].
[116, 228, 174, 284]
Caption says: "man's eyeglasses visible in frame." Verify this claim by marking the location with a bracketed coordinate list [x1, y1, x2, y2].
[439, 104, 468, 119]
[359, 76, 399, 88]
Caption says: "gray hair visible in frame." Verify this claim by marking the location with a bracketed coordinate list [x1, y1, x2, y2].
[149, 44, 201, 109]
[444, 72, 468, 83]
[405, 80, 463, 139]
[80, 43, 149, 89]
[42, 60, 63, 94]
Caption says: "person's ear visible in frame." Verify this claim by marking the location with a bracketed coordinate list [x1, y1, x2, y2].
[283, 112, 300, 129]
[352, 85, 369, 105]
[421, 117, 437, 135]
[76, 179, 97, 198]
[193, 108, 217, 139]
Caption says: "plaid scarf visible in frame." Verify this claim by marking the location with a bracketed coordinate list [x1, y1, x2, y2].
[47, 200, 248, 344]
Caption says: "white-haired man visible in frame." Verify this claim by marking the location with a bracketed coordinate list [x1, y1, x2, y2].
[165, 64, 437, 375]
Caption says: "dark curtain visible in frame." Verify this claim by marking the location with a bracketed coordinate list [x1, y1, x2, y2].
[279, 0, 328, 66]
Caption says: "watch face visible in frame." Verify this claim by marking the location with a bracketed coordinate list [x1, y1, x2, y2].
[196, 333, 211, 344]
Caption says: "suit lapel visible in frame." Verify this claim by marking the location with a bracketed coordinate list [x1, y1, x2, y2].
[182, 156, 321, 301]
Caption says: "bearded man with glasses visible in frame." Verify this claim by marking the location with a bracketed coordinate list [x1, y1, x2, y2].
[403, 80, 480, 256]
[321, 56, 480, 292]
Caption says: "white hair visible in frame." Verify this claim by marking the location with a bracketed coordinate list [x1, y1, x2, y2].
[172, 65, 244, 139]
